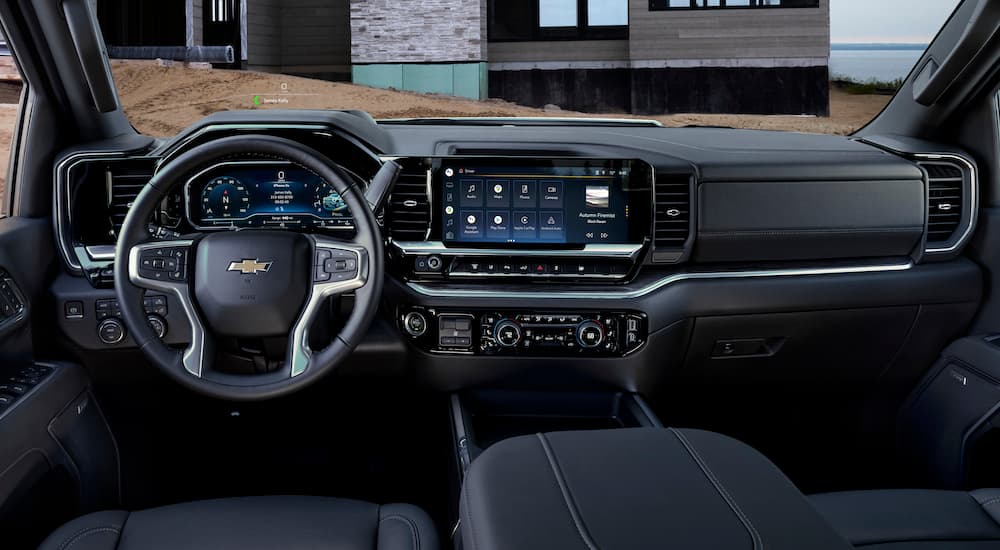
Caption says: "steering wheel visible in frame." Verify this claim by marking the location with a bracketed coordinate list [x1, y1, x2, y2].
[114, 135, 384, 401]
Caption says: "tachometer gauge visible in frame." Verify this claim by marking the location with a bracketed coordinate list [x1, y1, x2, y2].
[313, 182, 347, 214]
[201, 177, 251, 220]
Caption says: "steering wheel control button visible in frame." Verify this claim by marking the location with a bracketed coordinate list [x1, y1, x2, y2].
[403, 311, 428, 337]
[140, 246, 188, 282]
[98, 318, 127, 345]
[438, 314, 474, 349]
[315, 248, 359, 283]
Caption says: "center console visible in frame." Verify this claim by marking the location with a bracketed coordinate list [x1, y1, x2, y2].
[390, 157, 654, 281]
[459, 427, 853, 550]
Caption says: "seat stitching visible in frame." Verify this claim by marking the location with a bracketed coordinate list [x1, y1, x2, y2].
[461, 473, 481, 550]
[380, 514, 420, 550]
[57, 526, 121, 550]
[978, 496, 1000, 508]
[536, 433, 600, 550]
[670, 428, 764, 550]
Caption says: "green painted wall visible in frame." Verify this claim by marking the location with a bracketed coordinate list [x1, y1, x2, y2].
[352, 62, 488, 100]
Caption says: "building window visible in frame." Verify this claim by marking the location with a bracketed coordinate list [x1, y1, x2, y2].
[650, 0, 819, 10]
[489, 0, 628, 42]
[540, 0, 578, 27]
[588, 0, 628, 26]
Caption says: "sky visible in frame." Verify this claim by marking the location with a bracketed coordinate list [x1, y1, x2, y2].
[830, 0, 962, 44]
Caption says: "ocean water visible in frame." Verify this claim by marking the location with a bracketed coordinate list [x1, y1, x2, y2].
[829, 47, 926, 83]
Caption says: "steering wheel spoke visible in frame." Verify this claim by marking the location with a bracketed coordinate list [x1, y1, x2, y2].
[127, 239, 213, 378]
[287, 235, 370, 377]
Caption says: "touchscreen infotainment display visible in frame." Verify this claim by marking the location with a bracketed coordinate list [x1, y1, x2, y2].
[438, 159, 649, 246]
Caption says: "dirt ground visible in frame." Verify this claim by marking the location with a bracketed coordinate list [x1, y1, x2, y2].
[112, 62, 889, 137]
[0, 62, 891, 206]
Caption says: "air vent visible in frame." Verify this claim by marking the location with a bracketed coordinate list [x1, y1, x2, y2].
[920, 161, 964, 244]
[386, 164, 431, 241]
[106, 164, 153, 238]
[652, 174, 692, 260]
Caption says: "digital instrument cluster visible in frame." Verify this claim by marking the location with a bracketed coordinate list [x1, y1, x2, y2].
[186, 162, 353, 230]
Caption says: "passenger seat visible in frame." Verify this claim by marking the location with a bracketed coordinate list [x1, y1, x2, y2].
[810, 489, 1000, 549]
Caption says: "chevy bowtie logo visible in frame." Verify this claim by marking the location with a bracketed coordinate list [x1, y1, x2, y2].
[227, 259, 273, 275]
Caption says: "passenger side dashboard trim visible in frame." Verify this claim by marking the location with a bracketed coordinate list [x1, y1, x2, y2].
[406, 260, 915, 300]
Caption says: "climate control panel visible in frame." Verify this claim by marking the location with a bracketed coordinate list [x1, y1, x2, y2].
[398, 307, 646, 356]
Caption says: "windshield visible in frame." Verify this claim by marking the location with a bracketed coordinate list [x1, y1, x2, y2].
[92, 0, 953, 136]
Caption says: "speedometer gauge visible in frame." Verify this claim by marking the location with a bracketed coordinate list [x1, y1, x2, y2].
[201, 177, 251, 220]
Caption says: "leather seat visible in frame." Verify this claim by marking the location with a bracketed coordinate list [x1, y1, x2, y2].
[810, 489, 1000, 549]
[38, 495, 439, 550]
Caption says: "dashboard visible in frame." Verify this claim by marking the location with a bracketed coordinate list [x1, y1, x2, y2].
[185, 161, 353, 230]
[50, 112, 981, 374]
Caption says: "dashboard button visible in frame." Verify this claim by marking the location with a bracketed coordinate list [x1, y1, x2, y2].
[64, 301, 84, 319]
[0, 383, 27, 396]
[403, 312, 428, 337]
[98, 318, 126, 345]
[147, 315, 167, 339]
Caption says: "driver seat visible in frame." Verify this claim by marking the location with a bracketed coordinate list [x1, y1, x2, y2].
[37, 496, 439, 550]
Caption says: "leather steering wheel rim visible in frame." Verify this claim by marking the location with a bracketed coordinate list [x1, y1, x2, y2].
[114, 134, 384, 401]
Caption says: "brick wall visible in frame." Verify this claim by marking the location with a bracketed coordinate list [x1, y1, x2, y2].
[350, 0, 486, 63]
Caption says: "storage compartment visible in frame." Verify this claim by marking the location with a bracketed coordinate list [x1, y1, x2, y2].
[450, 390, 661, 476]
[684, 306, 918, 383]
[898, 336, 1000, 489]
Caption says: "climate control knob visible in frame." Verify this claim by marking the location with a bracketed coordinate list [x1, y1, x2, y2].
[494, 319, 523, 348]
[576, 320, 605, 349]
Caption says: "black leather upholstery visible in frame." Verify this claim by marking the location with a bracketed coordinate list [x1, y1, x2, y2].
[811, 489, 1000, 549]
[38, 496, 439, 550]
[460, 428, 853, 550]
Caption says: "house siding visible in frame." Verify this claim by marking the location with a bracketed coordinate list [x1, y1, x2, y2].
[280, 0, 351, 74]
[628, 0, 830, 62]
[489, 40, 629, 65]
[246, 0, 280, 68]
[349, 0, 486, 63]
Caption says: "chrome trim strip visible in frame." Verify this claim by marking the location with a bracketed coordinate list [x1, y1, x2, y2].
[915, 152, 979, 254]
[449, 271, 625, 280]
[406, 261, 914, 300]
[288, 236, 369, 377]
[182, 159, 355, 231]
[391, 241, 644, 259]
[54, 151, 128, 272]
[127, 240, 208, 377]
[85, 245, 116, 261]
